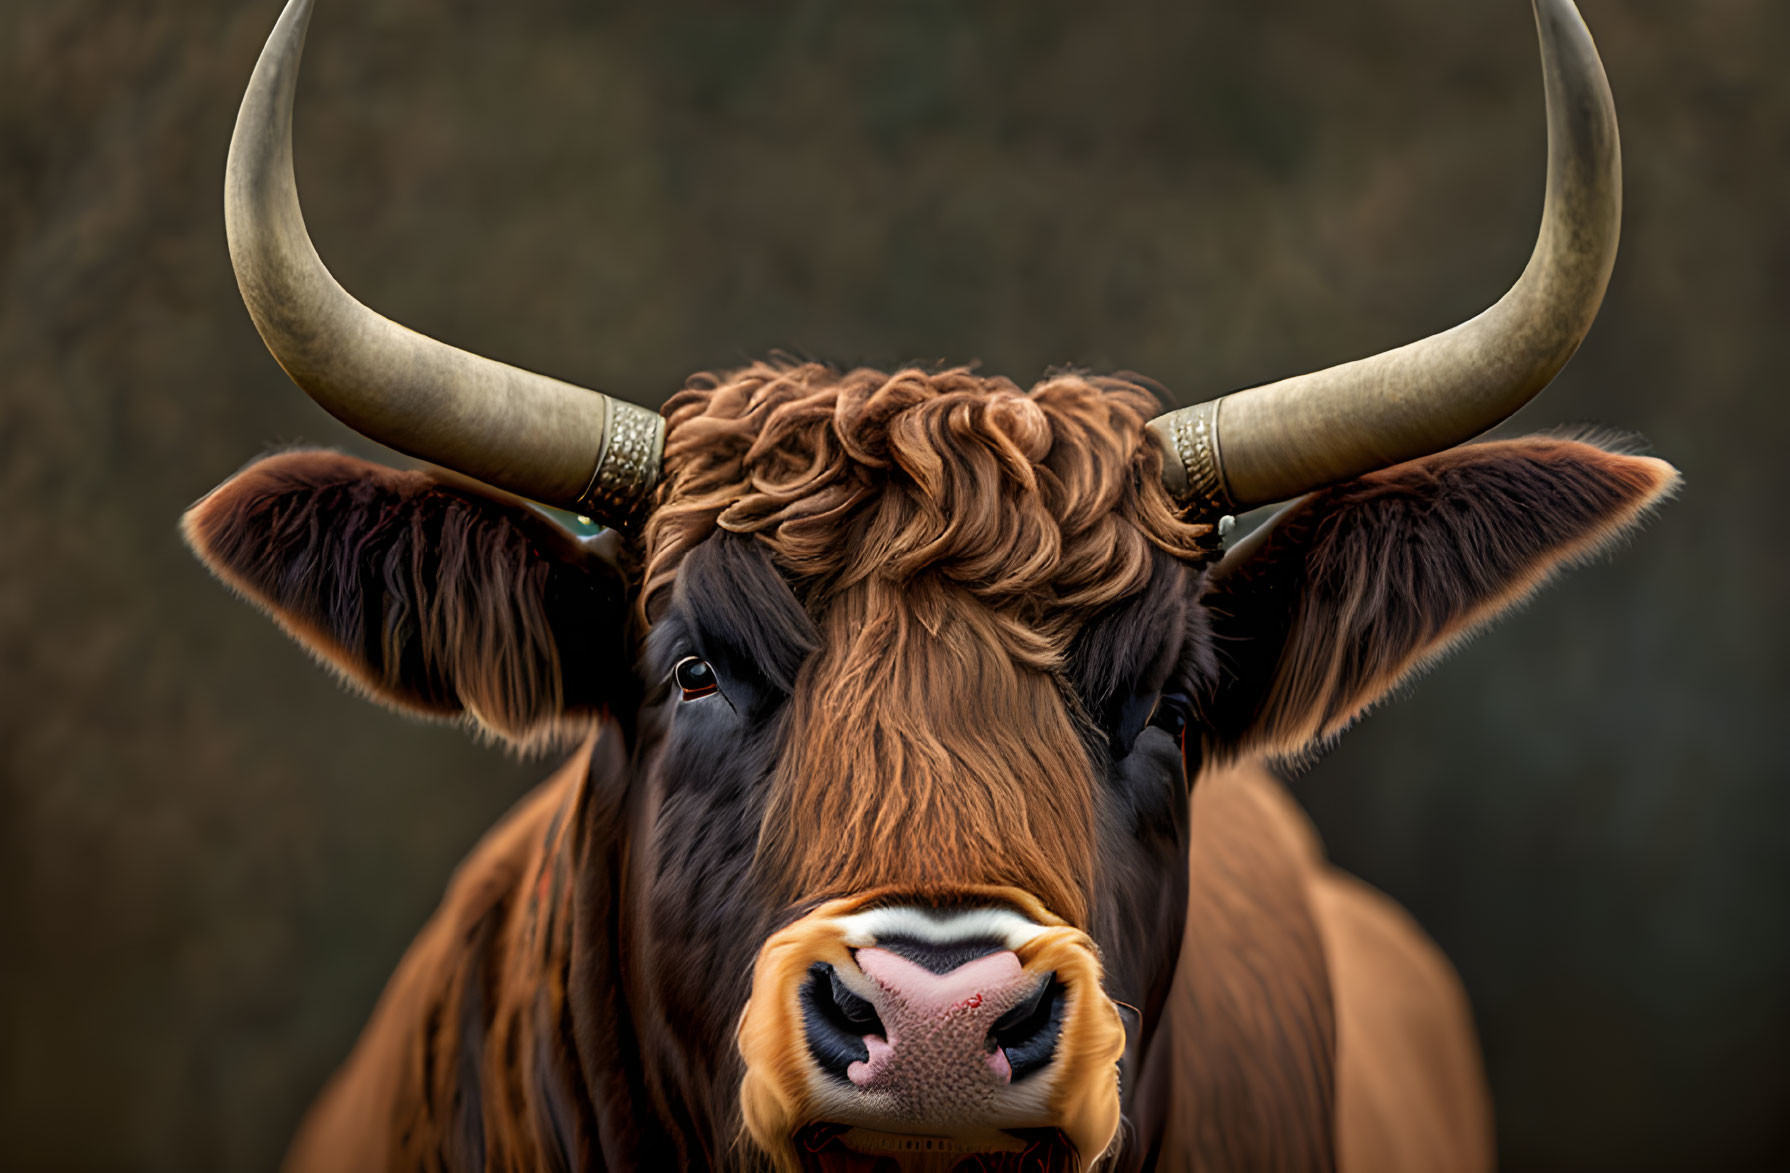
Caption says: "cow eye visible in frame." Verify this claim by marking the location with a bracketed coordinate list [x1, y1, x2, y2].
[673, 655, 719, 701]
[1148, 691, 1192, 741]
[1149, 690, 1199, 785]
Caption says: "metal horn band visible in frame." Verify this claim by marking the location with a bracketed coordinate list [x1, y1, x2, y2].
[1164, 400, 1231, 516]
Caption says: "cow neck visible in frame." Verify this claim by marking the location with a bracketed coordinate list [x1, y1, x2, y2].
[563, 724, 695, 1169]
[1152, 762, 1340, 1172]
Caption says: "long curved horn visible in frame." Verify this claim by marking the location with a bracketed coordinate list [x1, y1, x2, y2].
[225, 0, 662, 525]
[1149, 0, 1620, 515]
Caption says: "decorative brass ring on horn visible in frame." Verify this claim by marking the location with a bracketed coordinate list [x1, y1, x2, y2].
[1163, 400, 1232, 517]
[577, 402, 667, 525]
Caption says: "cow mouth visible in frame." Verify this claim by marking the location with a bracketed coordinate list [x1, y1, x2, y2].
[791, 1122, 1078, 1173]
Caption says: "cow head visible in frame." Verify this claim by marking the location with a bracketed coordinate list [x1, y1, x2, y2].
[187, 1, 1676, 1169]
[646, 368, 1205, 1167]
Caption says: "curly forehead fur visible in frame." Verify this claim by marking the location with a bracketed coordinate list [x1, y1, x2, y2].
[643, 360, 1215, 620]
[641, 361, 1216, 921]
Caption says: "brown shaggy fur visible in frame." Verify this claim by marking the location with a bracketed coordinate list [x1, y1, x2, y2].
[644, 361, 1216, 923]
[183, 362, 1679, 1173]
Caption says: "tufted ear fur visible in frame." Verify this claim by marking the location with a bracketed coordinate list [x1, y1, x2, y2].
[182, 450, 632, 750]
[1197, 436, 1679, 764]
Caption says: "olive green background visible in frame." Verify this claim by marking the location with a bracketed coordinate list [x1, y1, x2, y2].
[3, 0, 1784, 1169]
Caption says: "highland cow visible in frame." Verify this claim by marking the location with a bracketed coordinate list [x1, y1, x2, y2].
[186, 1, 1674, 1169]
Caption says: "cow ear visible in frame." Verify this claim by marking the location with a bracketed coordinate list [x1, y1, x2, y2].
[182, 450, 633, 751]
[1196, 437, 1679, 764]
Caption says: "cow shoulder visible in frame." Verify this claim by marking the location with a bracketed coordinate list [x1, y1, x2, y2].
[283, 741, 597, 1173]
[1197, 436, 1678, 762]
[183, 450, 631, 749]
[1310, 867, 1494, 1173]
[1163, 765, 1493, 1173]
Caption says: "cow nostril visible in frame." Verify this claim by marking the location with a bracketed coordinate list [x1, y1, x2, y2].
[800, 963, 885, 1079]
[988, 974, 1066, 1081]
[826, 967, 883, 1032]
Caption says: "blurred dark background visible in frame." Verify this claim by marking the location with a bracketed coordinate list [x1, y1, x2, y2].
[3, 0, 1784, 1169]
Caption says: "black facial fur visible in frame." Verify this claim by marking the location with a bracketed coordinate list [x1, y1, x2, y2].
[665, 533, 818, 720]
[1065, 551, 1217, 1105]
[623, 531, 824, 1146]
